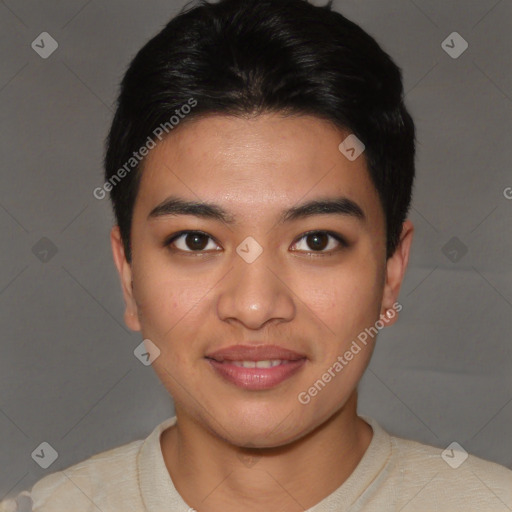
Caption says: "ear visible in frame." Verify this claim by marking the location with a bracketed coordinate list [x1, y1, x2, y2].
[110, 226, 141, 331]
[380, 219, 414, 326]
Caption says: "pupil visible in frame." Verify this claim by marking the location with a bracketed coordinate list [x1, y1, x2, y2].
[308, 232, 327, 251]
[187, 233, 208, 250]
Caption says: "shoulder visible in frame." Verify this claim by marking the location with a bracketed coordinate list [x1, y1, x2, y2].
[1, 439, 143, 512]
[390, 434, 512, 509]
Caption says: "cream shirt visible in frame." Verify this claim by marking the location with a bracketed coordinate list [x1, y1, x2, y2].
[2, 416, 511, 511]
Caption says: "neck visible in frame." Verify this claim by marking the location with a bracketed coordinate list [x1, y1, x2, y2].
[160, 391, 373, 512]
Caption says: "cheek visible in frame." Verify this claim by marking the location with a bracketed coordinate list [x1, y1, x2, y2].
[131, 263, 209, 387]
[131, 256, 209, 339]
[300, 256, 383, 340]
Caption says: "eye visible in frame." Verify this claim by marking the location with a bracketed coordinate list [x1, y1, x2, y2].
[290, 230, 347, 254]
[165, 231, 221, 253]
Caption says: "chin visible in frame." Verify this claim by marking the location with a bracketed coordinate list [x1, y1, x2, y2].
[207, 405, 311, 448]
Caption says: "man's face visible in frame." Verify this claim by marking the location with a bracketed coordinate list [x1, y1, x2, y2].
[112, 113, 411, 447]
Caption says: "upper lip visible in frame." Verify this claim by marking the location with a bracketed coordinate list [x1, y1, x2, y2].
[205, 344, 307, 362]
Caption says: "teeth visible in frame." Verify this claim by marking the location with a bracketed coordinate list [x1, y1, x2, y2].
[231, 360, 284, 368]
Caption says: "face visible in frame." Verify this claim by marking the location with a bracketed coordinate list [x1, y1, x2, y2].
[111, 113, 413, 447]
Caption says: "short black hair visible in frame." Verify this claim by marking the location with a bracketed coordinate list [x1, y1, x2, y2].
[104, 0, 415, 262]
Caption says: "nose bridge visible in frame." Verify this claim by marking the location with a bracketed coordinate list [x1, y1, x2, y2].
[216, 243, 295, 329]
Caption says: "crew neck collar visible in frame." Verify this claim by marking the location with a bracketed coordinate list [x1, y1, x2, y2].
[137, 415, 393, 512]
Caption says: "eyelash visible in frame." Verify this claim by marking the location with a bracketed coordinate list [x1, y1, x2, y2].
[163, 230, 348, 256]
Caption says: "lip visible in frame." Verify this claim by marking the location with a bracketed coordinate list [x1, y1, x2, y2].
[207, 358, 306, 390]
[205, 344, 306, 362]
[205, 344, 307, 390]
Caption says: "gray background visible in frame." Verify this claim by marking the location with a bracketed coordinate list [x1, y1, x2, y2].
[1, 0, 511, 500]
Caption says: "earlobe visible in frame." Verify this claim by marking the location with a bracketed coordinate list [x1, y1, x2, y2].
[110, 227, 141, 332]
[380, 219, 414, 326]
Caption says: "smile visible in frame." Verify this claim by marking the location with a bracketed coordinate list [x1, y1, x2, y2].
[230, 359, 291, 368]
[206, 357, 307, 390]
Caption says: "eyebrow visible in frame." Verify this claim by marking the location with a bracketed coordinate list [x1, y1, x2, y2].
[148, 195, 366, 224]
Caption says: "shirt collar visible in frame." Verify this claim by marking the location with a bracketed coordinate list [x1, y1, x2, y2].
[137, 416, 192, 512]
[137, 414, 393, 512]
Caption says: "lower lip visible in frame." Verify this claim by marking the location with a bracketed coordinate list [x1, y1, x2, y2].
[206, 358, 307, 390]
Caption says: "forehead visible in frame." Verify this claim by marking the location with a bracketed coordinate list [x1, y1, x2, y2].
[135, 113, 383, 228]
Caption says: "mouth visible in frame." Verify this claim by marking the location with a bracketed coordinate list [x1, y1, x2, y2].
[224, 359, 295, 368]
[205, 344, 306, 362]
[205, 344, 307, 390]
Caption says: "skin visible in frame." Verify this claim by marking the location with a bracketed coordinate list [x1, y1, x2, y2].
[111, 113, 414, 512]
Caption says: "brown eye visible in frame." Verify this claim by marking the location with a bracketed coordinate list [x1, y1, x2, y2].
[291, 231, 347, 254]
[306, 232, 329, 251]
[184, 233, 209, 250]
[166, 231, 221, 253]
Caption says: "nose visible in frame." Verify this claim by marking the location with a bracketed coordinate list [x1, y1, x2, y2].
[216, 247, 296, 330]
